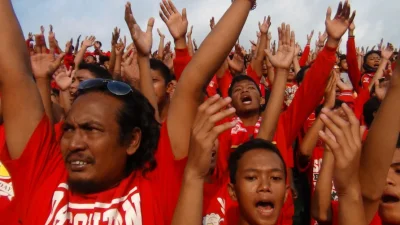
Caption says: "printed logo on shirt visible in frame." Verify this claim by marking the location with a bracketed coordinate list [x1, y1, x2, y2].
[284, 85, 299, 107]
[203, 213, 224, 225]
[0, 161, 14, 201]
[313, 158, 338, 201]
[45, 183, 142, 225]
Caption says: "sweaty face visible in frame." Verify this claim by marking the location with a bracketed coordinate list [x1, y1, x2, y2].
[61, 92, 140, 193]
[366, 53, 381, 69]
[150, 69, 168, 106]
[231, 80, 261, 116]
[69, 69, 96, 99]
[229, 149, 288, 225]
[379, 149, 400, 224]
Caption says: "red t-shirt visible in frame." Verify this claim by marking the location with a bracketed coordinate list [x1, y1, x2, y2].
[284, 82, 299, 107]
[0, 116, 181, 225]
[360, 73, 375, 90]
[247, 65, 266, 98]
[217, 70, 233, 98]
[173, 48, 192, 82]
[207, 75, 219, 97]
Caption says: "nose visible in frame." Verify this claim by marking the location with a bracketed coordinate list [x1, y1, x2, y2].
[68, 129, 87, 152]
[257, 175, 272, 193]
[386, 169, 397, 186]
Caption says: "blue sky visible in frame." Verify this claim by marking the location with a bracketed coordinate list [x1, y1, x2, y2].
[13, 0, 400, 52]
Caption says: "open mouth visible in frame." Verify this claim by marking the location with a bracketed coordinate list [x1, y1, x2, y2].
[256, 201, 274, 215]
[241, 95, 253, 105]
[373, 63, 380, 68]
[381, 194, 400, 204]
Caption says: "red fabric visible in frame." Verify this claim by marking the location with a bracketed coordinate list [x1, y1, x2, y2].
[0, 125, 18, 225]
[347, 37, 362, 91]
[51, 80, 59, 90]
[207, 75, 219, 97]
[217, 70, 233, 98]
[64, 52, 75, 69]
[299, 44, 311, 67]
[337, 90, 355, 104]
[354, 87, 371, 121]
[0, 116, 182, 225]
[360, 73, 375, 90]
[173, 48, 192, 81]
[247, 65, 266, 97]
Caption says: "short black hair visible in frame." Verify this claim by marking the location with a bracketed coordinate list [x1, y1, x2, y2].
[339, 54, 347, 62]
[150, 58, 172, 85]
[78, 63, 113, 80]
[315, 99, 345, 116]
[364, 50, 381, 63]
[95, 41, 102, 48]
[76, 85, 160, 177]
[296, 65, 311, 85]
[228, 138, 287, 184]
[99, 55, 110, 65]
[363, 96, 381, 129]
[228, 75, 261, 97]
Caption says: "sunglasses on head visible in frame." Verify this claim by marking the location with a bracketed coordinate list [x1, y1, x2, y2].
[78, 78, 133, 96]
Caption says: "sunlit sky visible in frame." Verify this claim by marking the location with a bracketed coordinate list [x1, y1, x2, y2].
[13, 0, 400, 52]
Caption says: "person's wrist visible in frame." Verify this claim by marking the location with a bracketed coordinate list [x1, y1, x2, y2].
[325, 37, 340, 49]
[35, 76, 51, 82]
[174, 37, 187, 49]
[183, 167, 206, 182]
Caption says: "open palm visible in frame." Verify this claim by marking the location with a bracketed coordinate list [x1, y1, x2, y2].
[265, 23, 295, 69]
[31, 53, 65, 79]
[325, 1, 356, 40]
[131, 18, 154, 56]
[159, 0, 188, 40]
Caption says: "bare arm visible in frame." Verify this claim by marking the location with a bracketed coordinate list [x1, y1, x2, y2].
[360, 54, 400, 223]
[74, 36, 96, 70]
[0, 0, 44, 159]
[187, 26, 194, 56]
[257, 23, 294, 140]
[157, 28, 166, 59]
[167, 0, 252, 159]
[125, 4, 160, 122]
[252, 16, 271, 77]
[109, 28, 120, 73]
[293, 43, 301, 74]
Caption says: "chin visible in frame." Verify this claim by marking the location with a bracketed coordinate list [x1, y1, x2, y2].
[67, 176, 100, 194]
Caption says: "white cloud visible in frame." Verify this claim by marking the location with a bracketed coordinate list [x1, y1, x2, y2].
[13, 0, 400, 53]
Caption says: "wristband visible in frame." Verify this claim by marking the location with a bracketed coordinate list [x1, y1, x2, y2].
[232, 0, 257, 10]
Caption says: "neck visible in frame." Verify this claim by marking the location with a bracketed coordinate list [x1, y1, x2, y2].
[237, 110, 260, 126]
[158, 97, 170, 123]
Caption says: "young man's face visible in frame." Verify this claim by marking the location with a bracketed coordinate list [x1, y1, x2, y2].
[229, 149, 288, 225]
[150, 69, 168, 106]
[69, 69, 96, 99]
[379, 149, 400, 224]
[231, 80, 261, 116]
[366, 53, 381, 69]
[61, 92, 140, 193]
[340, 59, 348, 71]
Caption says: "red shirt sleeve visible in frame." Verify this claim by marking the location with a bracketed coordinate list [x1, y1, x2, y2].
[346, 37, 362, 91]
[353, 87, 371, 121]
[207, 75, 219, 97]
[173, 48, 192, 81]
[299, 44, 310, 67]
[280, 46, 337, 148]
[0, 115, 62, 220]
[247, 65, 265, 97]
[217, 70, 233, 98]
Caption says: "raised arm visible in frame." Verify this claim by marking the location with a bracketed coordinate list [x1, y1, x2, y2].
[252, 16, 271, 78]
[257, 23, 294, 140]
[172, 96, 236, 225]
[109, 27, 120, 73]
[0, 0, 44, 159]
[187, 26, 194, 56]
[157, 28, 166, 59]
[346, 22, 362, 90]
[299, 30, 313, 67]
[74, 35, 81, 55]
[167, 0, 252, 159]
[360, 55, 400, 223]
[319, 104, 366, 225]
[74, 36, 96, 70]
[125, 3, 160, 122]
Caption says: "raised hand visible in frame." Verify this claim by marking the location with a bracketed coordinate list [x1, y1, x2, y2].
[125, 3, 154, 57]
[325, 0, 356, 46]
[121, 49, 140, 85]
[157, 28, 165, 39]
[53, 67, 74, 91]
[112, 27, 121, 46]
[187, 25, 193, 38]
[349, 22, 355, 33]
[378, 38, 384, 50]
[185, 95, 236, 179]
[115, 37, 127, 56]
[159, 0, 188, 40]
[40, 25, 45, 35]
[48, 25, 55, 40]
[210, 17, 215, 30]
[28, 32, 33, 41]
[307, 30, 314, 44]
[258, 16, 271, 34]
[318, 31, 328, 46]
[31, 53, 65, 79]
[82, 36, 96, 48]
[374, 80, 389, 101]
[381, 44, 394, 61]
[294, 43, 301, 56]
[163, 51, 174, 70]
[265, 23, 295, 70]
[318, 104, 365, 194]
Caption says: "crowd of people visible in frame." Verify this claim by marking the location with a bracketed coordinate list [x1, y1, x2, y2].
[0, 0, 399, 224]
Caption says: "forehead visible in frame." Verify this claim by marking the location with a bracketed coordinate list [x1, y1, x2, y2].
[233, 79, 257, 89]
[238, 148, 284, 172]
[76, 69, 96, 80]
[67, 92, 122, 124]
[368, 53, 380, 59]
[150, 69, 165, 81]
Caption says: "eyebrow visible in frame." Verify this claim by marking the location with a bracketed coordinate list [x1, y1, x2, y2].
[243, 168, 283, 173]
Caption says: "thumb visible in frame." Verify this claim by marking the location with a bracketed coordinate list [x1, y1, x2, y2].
[147, 17, 155, 33]
[326, 6, 332, 22]
[182, 8, 187, 21]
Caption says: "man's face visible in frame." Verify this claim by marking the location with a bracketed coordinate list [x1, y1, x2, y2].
[366, 53, 381, 69]
[69, 69, 96, 99]
[340, 59, 348, 71]
[150, 69, 168, 106]
[229, 149, 288, 225]
[379, 149, 400, 224]
[61, 92, 140, 193]
[231, 80, 261, 115]
[85, 56, 96, 64]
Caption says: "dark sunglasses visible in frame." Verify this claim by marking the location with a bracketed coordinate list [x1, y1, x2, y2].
[78, 78, 133, 96]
